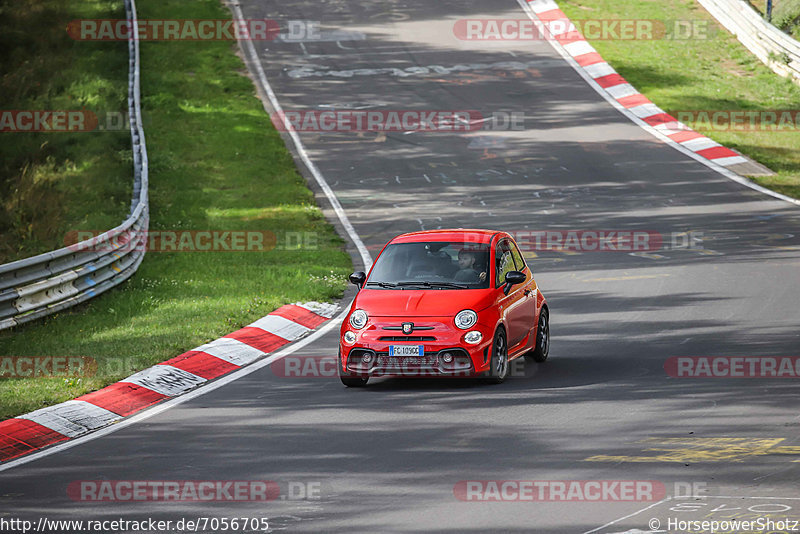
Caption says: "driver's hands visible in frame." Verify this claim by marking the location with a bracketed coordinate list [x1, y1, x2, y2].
[479, 271, 486, 282]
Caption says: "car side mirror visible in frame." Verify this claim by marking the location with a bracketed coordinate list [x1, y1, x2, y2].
[503, 270, 526, 295]
[349, 271, 366, 289]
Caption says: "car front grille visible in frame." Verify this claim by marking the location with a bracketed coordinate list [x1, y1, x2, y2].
[346, 348, 473, 374]
[377, 336, 436, 342]
[377, 355, 436, 366]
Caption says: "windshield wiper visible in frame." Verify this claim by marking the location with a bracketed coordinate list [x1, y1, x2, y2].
[396, 281, 469, 289]
[396, 281, 432, 288]
[366, 281, 400, 288]
[424, 282, 469, 289]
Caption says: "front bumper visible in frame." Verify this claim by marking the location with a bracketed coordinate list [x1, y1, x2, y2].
[339, 316, 493, 377]
[344, 347, 479, 377]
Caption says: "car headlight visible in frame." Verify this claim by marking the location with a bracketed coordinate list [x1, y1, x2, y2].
[349, 309, 368, 329]
[343, 331, 356, 344]
[464, 331, 482, 344]
[454, 309, 478, 330]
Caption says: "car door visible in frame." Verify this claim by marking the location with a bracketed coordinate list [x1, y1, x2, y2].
[509, 239, 538, 349]
[495, 239, 528, 349]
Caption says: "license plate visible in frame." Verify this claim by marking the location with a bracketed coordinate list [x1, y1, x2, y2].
[389, 345, 424, 357]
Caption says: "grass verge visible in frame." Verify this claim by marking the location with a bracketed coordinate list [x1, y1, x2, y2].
[0, 0, 132, 262]
[0, 0, 352, 420]
[558, 0, 800, 200]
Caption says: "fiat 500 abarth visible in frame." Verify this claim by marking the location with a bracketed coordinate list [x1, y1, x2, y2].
[338, 229, 549, 387]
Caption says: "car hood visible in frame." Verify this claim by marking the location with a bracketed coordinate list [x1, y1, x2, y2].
[354, 288, 496, 317]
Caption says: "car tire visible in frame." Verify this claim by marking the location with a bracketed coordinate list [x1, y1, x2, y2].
[340, 376, 369, 387]
[528, 307, 549, 363]
[483, 328, 509, 384]
[339, 361, 369, 388]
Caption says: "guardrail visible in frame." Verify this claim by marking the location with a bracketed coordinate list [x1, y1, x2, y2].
[0, 0, 149, 331]
[698, 0, 800, 84]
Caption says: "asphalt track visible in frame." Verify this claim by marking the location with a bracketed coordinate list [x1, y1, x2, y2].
[3, 0, 800, 532]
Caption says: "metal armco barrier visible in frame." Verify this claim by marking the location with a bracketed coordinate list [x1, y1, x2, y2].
[698, 0, 800, 85]
[0, 0, 149, 331]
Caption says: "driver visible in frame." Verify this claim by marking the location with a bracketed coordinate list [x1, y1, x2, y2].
[454, 249, 486, 283]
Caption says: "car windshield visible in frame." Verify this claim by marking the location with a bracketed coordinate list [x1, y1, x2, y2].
[366, 241, 490, 289]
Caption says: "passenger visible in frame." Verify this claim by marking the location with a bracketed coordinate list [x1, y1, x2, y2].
[454, 249, 486, 283]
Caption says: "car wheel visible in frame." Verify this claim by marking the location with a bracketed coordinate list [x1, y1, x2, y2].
[339, 361, 369, 388]
[529, 307, 549, 362]
[483, 328, 508, 384]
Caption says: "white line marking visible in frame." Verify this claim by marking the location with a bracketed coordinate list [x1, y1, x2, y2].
[548, 23, 574, 37]
[287, 59, 560, 80]
[285, 48, 456, 59]
[18, 401, 121, 438]
[652, 126, 688, 136]
[582, 497, 672, 534]
[0, 312, 346, 472]
[228, 1, 373, 270]
[584, 495, 800, 534]
[605, 84, 639, 100]
[712, 155, 749, 166]
[122, 365, 206, 397]
[248, 314, 311, 341]
[515, 0, 800, 207]
[278, 31, 366, 44]
[294, 301, 338, 318]
[679, 495, 800, 500]
[628, 103, 662, 119]
[529, 0, 559, 14]
[584, 62, 615, 79]
[194, 338, 265, 366]
[681, 137, 721, 152]
[564, 41, 597, 56]
[651, 121, 686, 132]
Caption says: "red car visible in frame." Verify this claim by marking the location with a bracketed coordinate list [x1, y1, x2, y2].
[338, 229, 549, 387]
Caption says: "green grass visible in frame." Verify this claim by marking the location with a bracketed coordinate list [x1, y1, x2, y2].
[0, 0, 132, 262]
[558, 0, 800, 199]
[750, 0, 800, 38]
[0, 0, 352, 420]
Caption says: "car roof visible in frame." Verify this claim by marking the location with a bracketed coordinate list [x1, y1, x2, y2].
[389, 229, 504, 245]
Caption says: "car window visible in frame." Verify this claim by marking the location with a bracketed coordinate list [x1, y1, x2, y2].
[367, 241, 490, 289]
[495, 240, 515, 287]
[509, 240, 527, 272]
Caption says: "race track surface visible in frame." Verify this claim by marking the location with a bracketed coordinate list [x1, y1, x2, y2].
[3, 1, 800, 532]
